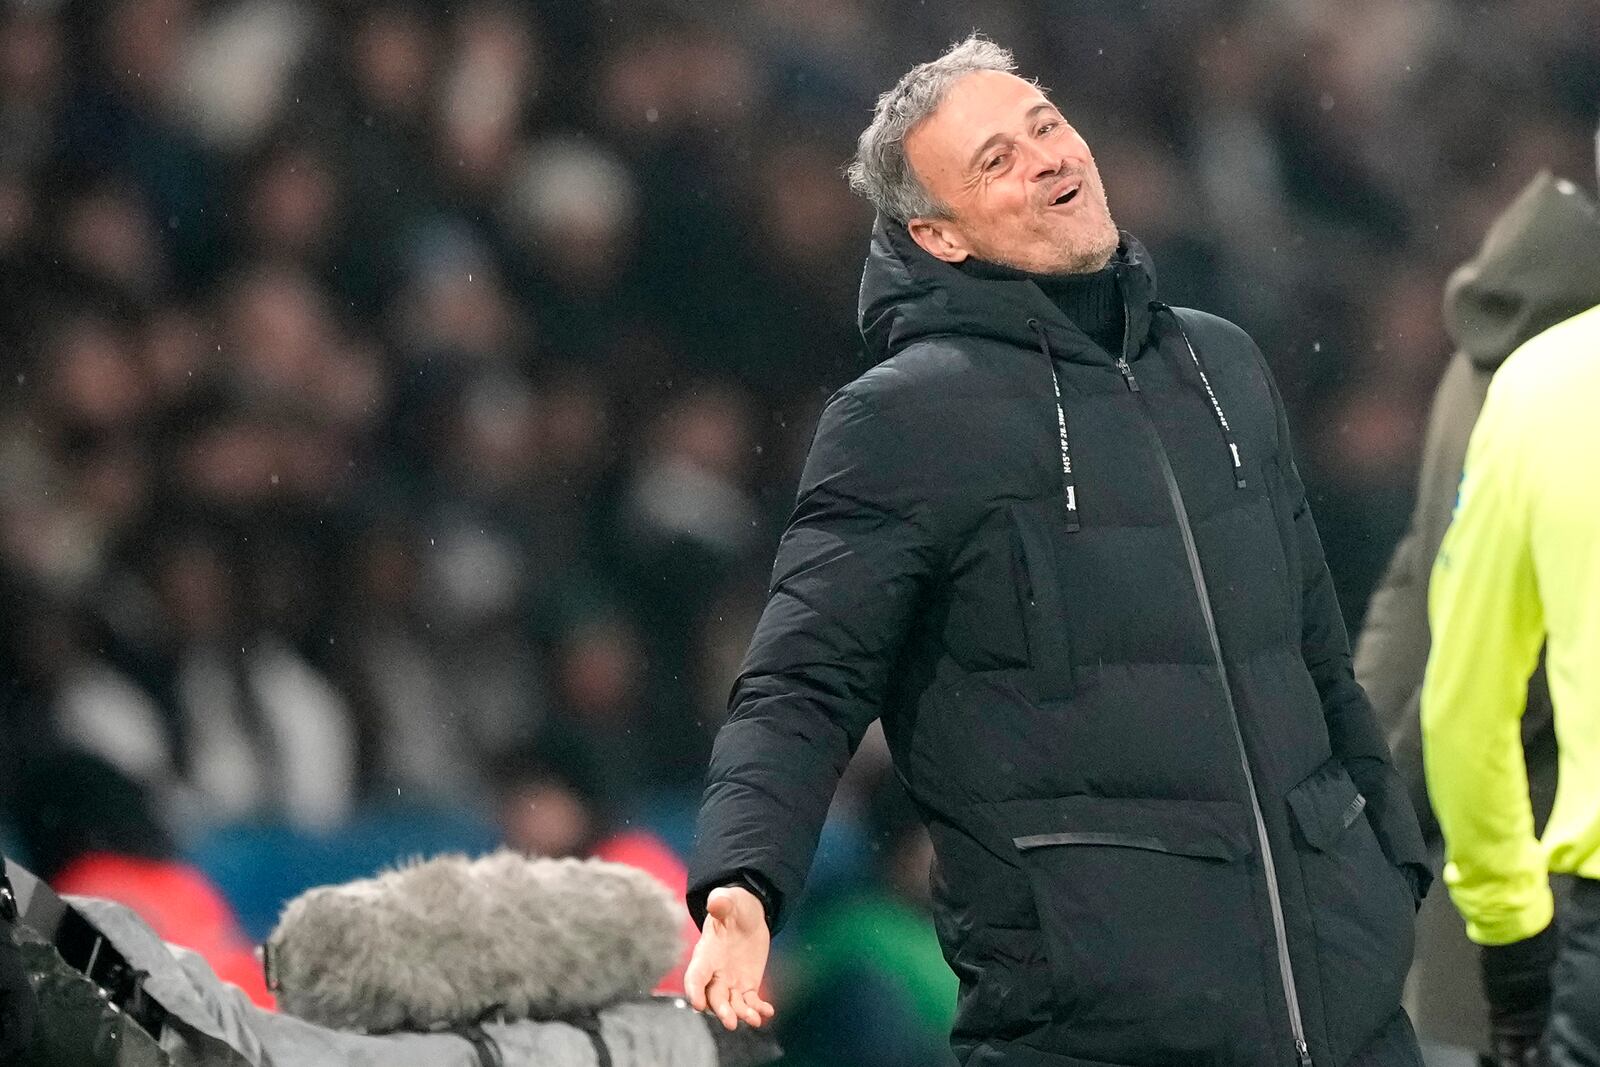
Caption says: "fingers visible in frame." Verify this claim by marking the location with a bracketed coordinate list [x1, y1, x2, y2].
[741, 988, 775, 1026]
[684, 956, 709, 1012]
[706, 973, 740, 1031]
[730, 985, 761, 1028]
[691, 969, 773, 1030]
[710, 977, 773, 1030]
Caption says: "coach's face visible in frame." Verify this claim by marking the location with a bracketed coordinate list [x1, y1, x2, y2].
[904, 70, 1118, 275]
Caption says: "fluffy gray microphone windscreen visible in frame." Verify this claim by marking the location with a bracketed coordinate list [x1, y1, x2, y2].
[266, 850, 684, 1032]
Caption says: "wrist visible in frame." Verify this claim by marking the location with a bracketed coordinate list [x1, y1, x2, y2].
[724, 873, 777, 930]
[689, 869, 781, 932]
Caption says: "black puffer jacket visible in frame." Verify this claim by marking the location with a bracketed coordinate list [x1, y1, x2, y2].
[689, 219, 1428, 1066]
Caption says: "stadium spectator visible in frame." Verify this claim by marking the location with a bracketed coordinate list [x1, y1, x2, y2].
[776, 775, 958, 1067]
[492, 727, 698, 996]
[10, 750, 274, 1008]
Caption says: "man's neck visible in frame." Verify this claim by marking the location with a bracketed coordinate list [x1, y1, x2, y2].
[961, 257, 1124, 355]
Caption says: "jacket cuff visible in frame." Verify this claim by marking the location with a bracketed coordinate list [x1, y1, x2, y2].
[1450, 862, 1556, 947]
[1399, 862, 1432, 907]
[686, 870, 781, 934]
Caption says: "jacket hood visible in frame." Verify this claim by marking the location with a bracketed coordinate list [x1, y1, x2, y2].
[858, 216, 1159, 365]
[1445, 171, 1600, 369]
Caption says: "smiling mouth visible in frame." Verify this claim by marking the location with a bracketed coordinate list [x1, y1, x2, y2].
[1049, 185, 1081, 207]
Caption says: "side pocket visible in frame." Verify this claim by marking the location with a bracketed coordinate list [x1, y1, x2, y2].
[1008, 500, 1073, 700]
[1284, 759, 1416, 1061]
[997, 795, 1271, 1058]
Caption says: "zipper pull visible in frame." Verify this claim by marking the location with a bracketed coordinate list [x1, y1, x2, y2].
[1115, 355, 1141, 392]
[1296, 1038, 1313, 1067]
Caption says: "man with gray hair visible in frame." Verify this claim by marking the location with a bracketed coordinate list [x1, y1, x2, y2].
[685, 36, 1427, 1066]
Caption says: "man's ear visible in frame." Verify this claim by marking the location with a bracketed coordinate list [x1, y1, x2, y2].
[907, 216, 971, 263]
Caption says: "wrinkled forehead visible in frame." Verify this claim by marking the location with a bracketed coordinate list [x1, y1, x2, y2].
[921, 71, 1056, 158]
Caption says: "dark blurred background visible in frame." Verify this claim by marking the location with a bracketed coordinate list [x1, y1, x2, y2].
[0, 0, 1595, 1062]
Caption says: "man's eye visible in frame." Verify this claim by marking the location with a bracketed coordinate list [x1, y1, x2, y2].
[985, 153, 1007, 171]
[1038, 122, 1058, 135]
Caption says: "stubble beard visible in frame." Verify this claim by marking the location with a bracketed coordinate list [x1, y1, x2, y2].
[978, 197, 1119, 276]
[1054, 220, 1119, 274]
[1040, 189, 1120, 275]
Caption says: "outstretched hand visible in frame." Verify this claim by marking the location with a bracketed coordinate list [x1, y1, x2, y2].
[684, 886, 776, 1031]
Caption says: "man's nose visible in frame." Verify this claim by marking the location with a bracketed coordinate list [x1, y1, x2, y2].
[1020, 139, 1064, 183]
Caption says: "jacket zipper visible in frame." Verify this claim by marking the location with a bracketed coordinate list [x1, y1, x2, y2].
[1114, 304, 1313, 1067]
[1114, 355, 1140, 392]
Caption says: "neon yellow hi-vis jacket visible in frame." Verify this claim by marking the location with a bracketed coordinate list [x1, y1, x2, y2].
[1422, 300, 1600, 946]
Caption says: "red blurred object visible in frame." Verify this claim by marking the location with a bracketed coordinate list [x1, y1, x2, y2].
[591, 829, 696, 996]
[53, 852, 276, 1009]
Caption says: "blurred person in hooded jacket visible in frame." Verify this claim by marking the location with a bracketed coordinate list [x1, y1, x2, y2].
[1356, 155, 1600, 1065]
[1413, 129, 1600, 1066]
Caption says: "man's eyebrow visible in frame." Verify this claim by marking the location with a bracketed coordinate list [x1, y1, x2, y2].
[967, 102, 1059, 171]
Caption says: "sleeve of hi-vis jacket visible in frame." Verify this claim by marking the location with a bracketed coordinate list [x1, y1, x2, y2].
[1421, 369, 1551, 946]
[1263, 359, 1430, 892]
[686, 388, 939, 933]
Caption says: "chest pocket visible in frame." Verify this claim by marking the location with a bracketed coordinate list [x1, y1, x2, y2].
[1009, 498, 1075, 700]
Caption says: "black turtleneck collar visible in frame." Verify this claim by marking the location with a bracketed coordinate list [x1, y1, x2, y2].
[958, 257, 1124, 357]
[858, 221, 1157, 369]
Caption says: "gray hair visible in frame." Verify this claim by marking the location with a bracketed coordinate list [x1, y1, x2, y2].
[847, 35, 1019, 223]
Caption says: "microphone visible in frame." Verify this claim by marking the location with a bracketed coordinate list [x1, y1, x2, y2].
[265, 849, 683, 1033]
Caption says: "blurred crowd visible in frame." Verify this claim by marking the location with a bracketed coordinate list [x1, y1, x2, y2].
[0, 0, 1595, 1062]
